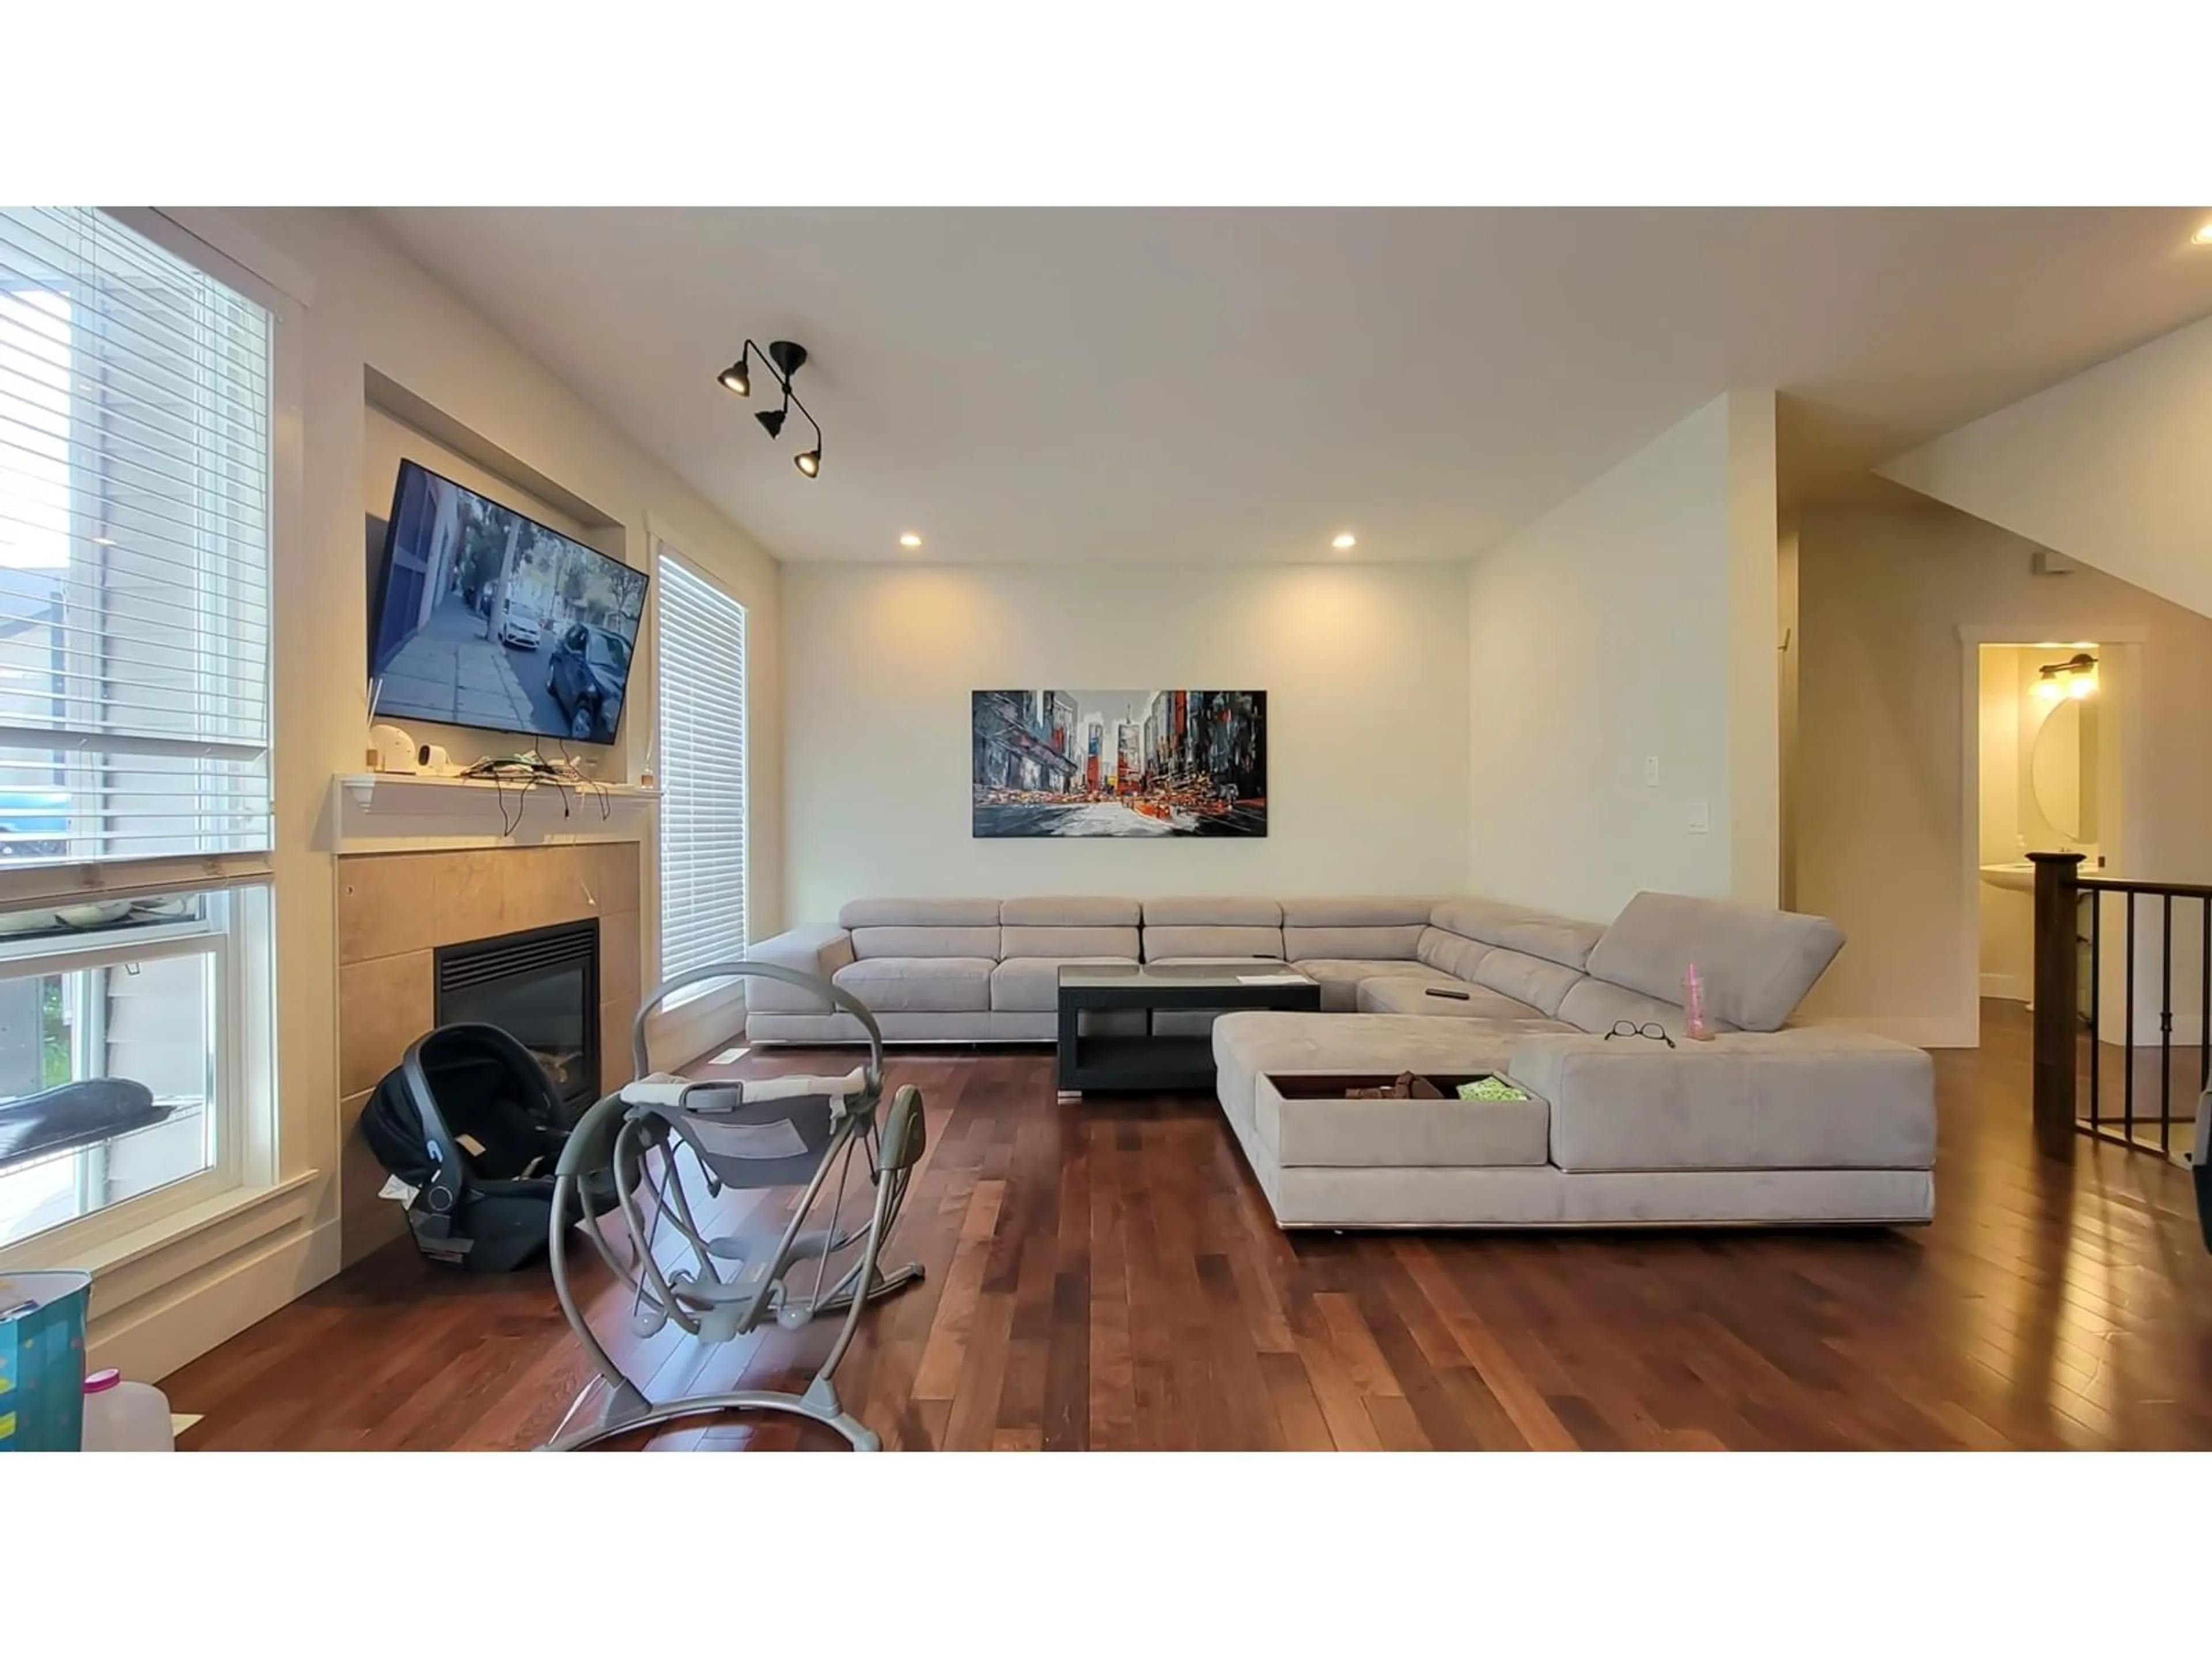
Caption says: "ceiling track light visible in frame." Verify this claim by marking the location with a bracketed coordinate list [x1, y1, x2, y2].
[716, 336, 825, 479]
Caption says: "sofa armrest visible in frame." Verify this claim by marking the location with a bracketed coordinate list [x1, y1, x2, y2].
[743, 925, 856, 1014]
[1506, 1028, 1935, 1174]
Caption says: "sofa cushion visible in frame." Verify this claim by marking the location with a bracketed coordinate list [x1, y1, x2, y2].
[1279, 896, 1432, 963]
[1469, 948, 1584, 1017]
[1292, 958, 1459, 1013]
[1357, 978, 1555, 1020]
[1001, 923, 1143, 959]
[1254, 1073, 1548, 1169]
[1430, 897, 1607, 971]
[1415, 926, 1491, 982]
[1001, 896, 1141, 927]
[1282, 922, 1426, 962]
[1557, 978, 1733, 1039]
[1143, 896, 1282, 927]
[838, 897, 1002, 929]
[1585, 892, 1843, 1033]
[1508, 1029, 1936, 1172]
[989, 955, 1139, 1013]
[850, 924, 1003, 960]
[1279, 895, 1435, 927]
[1144, 924, 1283, 960]
[832, 956, 995, 1013]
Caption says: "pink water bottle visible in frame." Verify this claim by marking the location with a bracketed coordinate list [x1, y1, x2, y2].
[1683, 963, 1714, 1041]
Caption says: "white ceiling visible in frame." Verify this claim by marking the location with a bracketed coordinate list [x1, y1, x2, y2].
[366, 207, 2212, 565]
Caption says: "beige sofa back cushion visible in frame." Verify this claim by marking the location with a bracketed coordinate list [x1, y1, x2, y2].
[1145, 925, 1284, 960]
[1142, 895, 1283, 961]
[1558, 977, 1732, 1038]
[1429, 897, 1607, 970]
[1281, 895, 1431, 962]
[838, 897, 1004, 961]
[1002, 896, 1139, 927]
[1416, 926, 1490, 982]
[1469, 948, 1583, 1017]
[1143, 896, 1282, 926]
[998, 895, 1141, 960]
[839, 897, 1003, 929]
[1585, 892, 1843, 1033]
[1002, 924, 1142, 959]
[851, 925, 1003, 959]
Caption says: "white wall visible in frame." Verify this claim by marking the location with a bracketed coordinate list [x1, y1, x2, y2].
[781, 562, 1470, 920]
[1881, 310, 2212, 622]
[99, 207, 782, 1381]
[1976, 646, 2031, 1002]
[1464, 392, 1779, 922]
[1794, 502, 2212, 1046]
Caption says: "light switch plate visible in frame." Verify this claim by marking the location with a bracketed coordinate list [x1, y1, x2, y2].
[1686, 801, 1710, 835]
[1642, 755, 1661, 788]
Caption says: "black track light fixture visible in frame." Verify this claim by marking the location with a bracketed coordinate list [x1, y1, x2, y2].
[715, 336, 824, 479]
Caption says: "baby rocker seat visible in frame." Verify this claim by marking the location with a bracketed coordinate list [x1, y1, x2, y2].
[543, 962, 927, 1451]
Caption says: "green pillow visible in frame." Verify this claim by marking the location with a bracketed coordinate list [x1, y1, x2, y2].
[1456, 1077, 1528, 1102]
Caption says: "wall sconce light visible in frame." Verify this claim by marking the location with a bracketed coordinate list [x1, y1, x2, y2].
[2033, 651, 2099, 702]
[715, 338, 824, 479]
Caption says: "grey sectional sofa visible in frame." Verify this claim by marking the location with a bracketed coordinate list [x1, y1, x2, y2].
[744, 891, 1937, 1230]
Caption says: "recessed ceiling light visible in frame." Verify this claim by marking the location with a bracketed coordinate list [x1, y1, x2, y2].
[2195, 219, 2212, 245]
[899, 532, 922, 549]
[1331, 532, 1357, 550]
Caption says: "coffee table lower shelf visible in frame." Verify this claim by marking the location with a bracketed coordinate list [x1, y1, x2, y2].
[1058, 1032, 1218, 1093]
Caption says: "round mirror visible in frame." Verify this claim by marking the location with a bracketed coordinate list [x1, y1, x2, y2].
[2030, 698, 2096, 842]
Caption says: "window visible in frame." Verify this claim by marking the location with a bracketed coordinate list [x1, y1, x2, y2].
[0, 886, 268, 1249]
[0, 208, 275, 1254]
[656, 549, 747, 998]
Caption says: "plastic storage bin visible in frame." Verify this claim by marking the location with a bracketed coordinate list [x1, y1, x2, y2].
[81, 1368, 175, 1452]
[1, 1271, 92, 1452]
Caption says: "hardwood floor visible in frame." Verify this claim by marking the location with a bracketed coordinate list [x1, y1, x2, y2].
[166, 1001, 2212, 1450]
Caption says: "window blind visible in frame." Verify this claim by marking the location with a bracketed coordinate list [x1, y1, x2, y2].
[0, 207, 272, 871]
[656, 550, 747, 988]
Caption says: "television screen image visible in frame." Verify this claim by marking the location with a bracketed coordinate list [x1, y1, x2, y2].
[368, 460, 648, 745]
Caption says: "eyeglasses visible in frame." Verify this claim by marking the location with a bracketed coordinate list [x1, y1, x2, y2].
[1605, 1020, 1676, 1048]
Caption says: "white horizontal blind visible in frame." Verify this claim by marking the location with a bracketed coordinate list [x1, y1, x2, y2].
[656, 550, 747, 988]
[0, 207, 272, 871]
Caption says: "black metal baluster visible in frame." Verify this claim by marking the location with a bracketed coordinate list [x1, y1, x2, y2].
[2124, 891, 2137, 1145]
[2161, 894, 2175, 1155]
[2088, 891, 2102, 1131]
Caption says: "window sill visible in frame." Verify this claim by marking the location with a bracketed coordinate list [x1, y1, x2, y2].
[12, 1169, 321, 1281]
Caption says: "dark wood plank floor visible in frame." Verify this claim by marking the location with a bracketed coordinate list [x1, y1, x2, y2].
[166, 1002, 2212, 1450]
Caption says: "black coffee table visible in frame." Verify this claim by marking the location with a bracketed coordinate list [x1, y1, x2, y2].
[1055, 962, 1321, 1093]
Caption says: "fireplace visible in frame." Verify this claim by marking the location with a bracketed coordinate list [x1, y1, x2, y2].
[434, 919, 601, 1111]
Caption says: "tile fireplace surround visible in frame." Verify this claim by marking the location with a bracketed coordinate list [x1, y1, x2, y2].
[336, 842, 641, 1267]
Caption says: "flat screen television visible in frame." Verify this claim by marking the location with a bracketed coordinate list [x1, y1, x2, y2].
[368, 460, 648, 745]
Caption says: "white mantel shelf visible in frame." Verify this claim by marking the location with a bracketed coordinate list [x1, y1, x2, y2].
[331, 771, 658, 855]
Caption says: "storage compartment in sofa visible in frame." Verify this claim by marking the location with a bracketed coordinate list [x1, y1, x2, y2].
[1256, 1071, 1550, 1169]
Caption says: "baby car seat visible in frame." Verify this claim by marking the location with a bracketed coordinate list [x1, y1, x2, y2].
[362, 1023, 622, 1272]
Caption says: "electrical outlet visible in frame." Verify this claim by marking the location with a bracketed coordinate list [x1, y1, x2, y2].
[1686, 801, 1710, 835]
[1642, 755, 1661, 788]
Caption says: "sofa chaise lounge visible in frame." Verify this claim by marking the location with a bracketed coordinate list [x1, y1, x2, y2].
[744, 891, 1937, 1230]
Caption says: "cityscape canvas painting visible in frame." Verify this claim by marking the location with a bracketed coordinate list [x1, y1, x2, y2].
[972, 690, 1267, 837]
